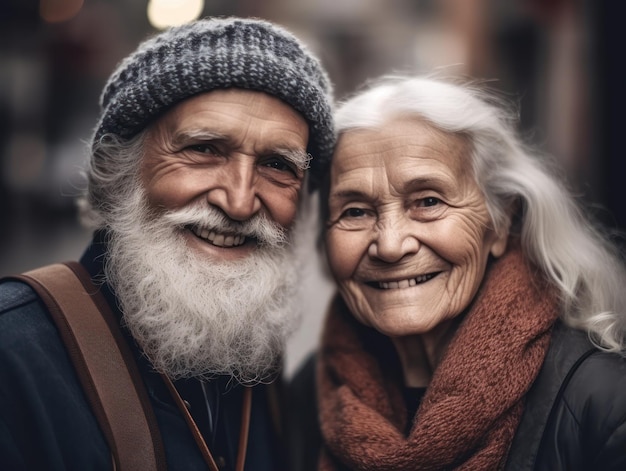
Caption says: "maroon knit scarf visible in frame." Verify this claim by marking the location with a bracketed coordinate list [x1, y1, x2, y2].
[317, 247, 559, 470]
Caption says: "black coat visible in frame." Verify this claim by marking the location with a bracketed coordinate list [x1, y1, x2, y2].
[0, 233, 287, 471]
[288, 321, 626, 470]
[505, 320, 626, 470]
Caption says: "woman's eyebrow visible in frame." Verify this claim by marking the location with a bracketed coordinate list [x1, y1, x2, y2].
[329, 188, 373, 202]
[403, 175, 454, 193]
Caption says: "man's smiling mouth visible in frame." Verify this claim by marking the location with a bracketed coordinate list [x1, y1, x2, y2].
[367, 272, 439, 290]
[189, 225, 247, 248]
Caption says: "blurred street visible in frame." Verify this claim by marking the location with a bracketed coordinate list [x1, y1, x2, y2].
[1, 0, 624, 374]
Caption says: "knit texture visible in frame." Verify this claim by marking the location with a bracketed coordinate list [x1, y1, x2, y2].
[93, 17, 334, 190]
[317, 246, 560, 470]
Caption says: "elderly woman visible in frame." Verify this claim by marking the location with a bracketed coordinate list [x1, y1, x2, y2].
[289, 76, 626, 470]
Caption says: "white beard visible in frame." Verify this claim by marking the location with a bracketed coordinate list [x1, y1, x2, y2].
[104, 188, 303, 384]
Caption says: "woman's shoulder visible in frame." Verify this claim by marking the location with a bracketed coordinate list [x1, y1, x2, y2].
[506, 321, 626, 470]
[566, 347, 626, 396]
[550, 320, 626, 424]
[561, 346, 626, 441]
[551, 321, 626, 408]
[542, 332, 626, 470]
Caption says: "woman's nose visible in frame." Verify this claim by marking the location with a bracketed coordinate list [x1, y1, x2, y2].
[205, 158, 262, 221]
[368, 216, 420, 263]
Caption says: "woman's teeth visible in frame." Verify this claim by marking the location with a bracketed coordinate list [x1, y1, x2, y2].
[378, 273, 436, 289]
[192, 226, 246, 247]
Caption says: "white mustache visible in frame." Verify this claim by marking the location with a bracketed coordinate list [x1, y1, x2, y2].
[161, 203, 289, 248]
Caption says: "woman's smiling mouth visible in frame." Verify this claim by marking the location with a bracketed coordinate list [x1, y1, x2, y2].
[367, 272, 440, 290]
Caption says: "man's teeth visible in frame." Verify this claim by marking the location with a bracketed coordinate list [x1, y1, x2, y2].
[192, 227, 246, 247]
[378, 273, 435, 289]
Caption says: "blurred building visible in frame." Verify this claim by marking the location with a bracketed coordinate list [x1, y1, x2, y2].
[1, 0, 624, 373]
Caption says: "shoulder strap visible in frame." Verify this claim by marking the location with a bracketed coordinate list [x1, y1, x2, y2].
[11, 262, 167, 471]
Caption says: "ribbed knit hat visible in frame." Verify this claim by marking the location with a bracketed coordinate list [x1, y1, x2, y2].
[93, 17, 334, 190]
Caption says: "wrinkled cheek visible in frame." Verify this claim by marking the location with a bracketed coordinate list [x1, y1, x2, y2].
[337, 283, 372, 327]
[264, 191, 301, 229]
[325, 234, 354, 280]
[447, 265, 485, 316]
[277, 205, 299, 230]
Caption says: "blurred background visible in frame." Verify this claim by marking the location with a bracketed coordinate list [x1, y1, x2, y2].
[1, 0, 624, 374]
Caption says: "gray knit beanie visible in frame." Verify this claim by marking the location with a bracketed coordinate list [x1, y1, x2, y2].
[93, 17, 334, 190]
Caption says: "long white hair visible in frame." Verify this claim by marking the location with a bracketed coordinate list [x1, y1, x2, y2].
[324, 75, 626, 354]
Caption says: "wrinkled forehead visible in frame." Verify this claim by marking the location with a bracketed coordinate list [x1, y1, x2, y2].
[148, 89, 309, 136]
[332, 116, 473, 177]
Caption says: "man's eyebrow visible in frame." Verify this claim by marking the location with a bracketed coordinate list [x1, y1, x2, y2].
[171, 129, 311, 170]
[273, 147, 311, 171]
[170, 128, 227, 147]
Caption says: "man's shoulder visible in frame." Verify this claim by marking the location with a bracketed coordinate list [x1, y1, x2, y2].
[0, 279, 51, 338]
[0, 279, 39, 313]
[0, 278, 59, 358]
[0, 276, 113, 470]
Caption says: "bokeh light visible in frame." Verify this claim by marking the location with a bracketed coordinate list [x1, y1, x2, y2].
[39, 0, 84, 23]
[147, 0, 204, 30]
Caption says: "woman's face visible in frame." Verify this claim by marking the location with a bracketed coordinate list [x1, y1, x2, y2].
[325, 117, 508, 337]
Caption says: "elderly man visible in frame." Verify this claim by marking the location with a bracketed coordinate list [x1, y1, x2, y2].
[0, 17, 334, 471]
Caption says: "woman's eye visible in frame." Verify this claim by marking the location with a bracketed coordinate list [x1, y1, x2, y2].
[329, 205, 375, 230]
[422, 197, 441, 207]
[409, 196, 446, 221]
[341, 207, 367, 218]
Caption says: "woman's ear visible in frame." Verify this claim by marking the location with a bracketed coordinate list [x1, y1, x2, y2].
[490, 230, 509, 258]
[489, 199, 518, 258]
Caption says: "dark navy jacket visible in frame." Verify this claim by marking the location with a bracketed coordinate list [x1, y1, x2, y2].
[0, 232, 286, 471]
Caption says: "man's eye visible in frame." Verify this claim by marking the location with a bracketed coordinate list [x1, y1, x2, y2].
[188, 143, 220, 154]
[262, 157, 297, 175]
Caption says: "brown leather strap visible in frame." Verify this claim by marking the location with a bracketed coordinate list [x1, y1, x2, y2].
[12, 262, 166, 471]
[235, 387, 252, 471]
[161, 374, 252, 471]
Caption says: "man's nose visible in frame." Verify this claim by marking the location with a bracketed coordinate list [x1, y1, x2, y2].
[367, 215, 420, 263]
[206, 158, 262, 221]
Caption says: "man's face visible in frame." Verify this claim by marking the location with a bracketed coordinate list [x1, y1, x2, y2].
[104, 89, 312, 382]
[140, 88, 310, 261]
